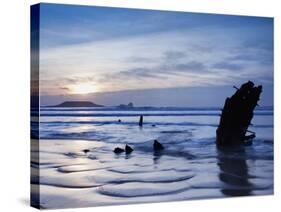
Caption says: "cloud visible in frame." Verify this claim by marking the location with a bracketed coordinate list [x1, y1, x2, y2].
[170, 61, 207, 72]
[229, 50, 273, 66]
[212, 62, 244, 71]
[242, 38, 273, 51]
[126, 56, 157, 63]
[60, 87, 71, 91]
[164, 50, 186, 61]
[118, 67, 164, 79]
[99, 60, 209, 88]
[64, 76, 96, 84]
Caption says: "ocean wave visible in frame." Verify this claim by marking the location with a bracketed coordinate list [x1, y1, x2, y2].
[40, 120, 218, 127]
[38, 120, 273, 128]
[36, 111, 273, 117]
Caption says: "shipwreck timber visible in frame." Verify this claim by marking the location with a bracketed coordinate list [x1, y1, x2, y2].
[216, 81, 262, 147]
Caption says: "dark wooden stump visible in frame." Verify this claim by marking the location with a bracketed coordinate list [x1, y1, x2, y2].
[216, 81, 262, 147]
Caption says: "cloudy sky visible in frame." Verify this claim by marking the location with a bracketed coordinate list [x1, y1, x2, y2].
[38, 4, 273, 107]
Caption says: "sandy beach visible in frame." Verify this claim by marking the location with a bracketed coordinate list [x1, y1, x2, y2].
[31, 107, 273, 209]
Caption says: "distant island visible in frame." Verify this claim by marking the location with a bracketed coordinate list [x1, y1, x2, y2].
[52, 101, 104, 107]
[117, 102, 134, 109]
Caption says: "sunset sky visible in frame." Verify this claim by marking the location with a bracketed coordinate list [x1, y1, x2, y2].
[38, 4, 273, 107]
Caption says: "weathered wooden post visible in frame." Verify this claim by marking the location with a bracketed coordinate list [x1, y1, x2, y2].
[139, 115, 143, 127]
[216, 81, 262, 146]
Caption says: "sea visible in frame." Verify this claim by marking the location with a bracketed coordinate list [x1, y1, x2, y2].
[31, 106, 274, 209]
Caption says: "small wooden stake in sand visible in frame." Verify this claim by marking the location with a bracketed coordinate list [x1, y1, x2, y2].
[139, 115, 143, 127]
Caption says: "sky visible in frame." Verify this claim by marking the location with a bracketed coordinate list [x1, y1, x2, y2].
[37, 3, 274, 107]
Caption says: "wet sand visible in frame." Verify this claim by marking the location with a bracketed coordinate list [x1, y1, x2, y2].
[31, 137, 273, 209]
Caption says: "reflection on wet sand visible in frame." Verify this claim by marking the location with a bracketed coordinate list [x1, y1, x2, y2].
[153, 151, 163, 165]
[217, 147, 252, 196]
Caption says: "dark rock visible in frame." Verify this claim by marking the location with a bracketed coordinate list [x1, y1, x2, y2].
[125, 144, 134, 154]
[152, 124, 156, 127]
[113, 147, 125, 154]
[118, 119, 121, 122]
[83, 149, 90, 154]
[216, 81, 262, 146]
[153, 140, 164, 151]
[139, 115, 143, 127]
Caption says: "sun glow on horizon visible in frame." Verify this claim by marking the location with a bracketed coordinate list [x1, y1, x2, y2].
[69, 83, 98, 95]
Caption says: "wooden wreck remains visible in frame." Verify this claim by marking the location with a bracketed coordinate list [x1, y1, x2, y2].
[216, 81, 262, 147]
